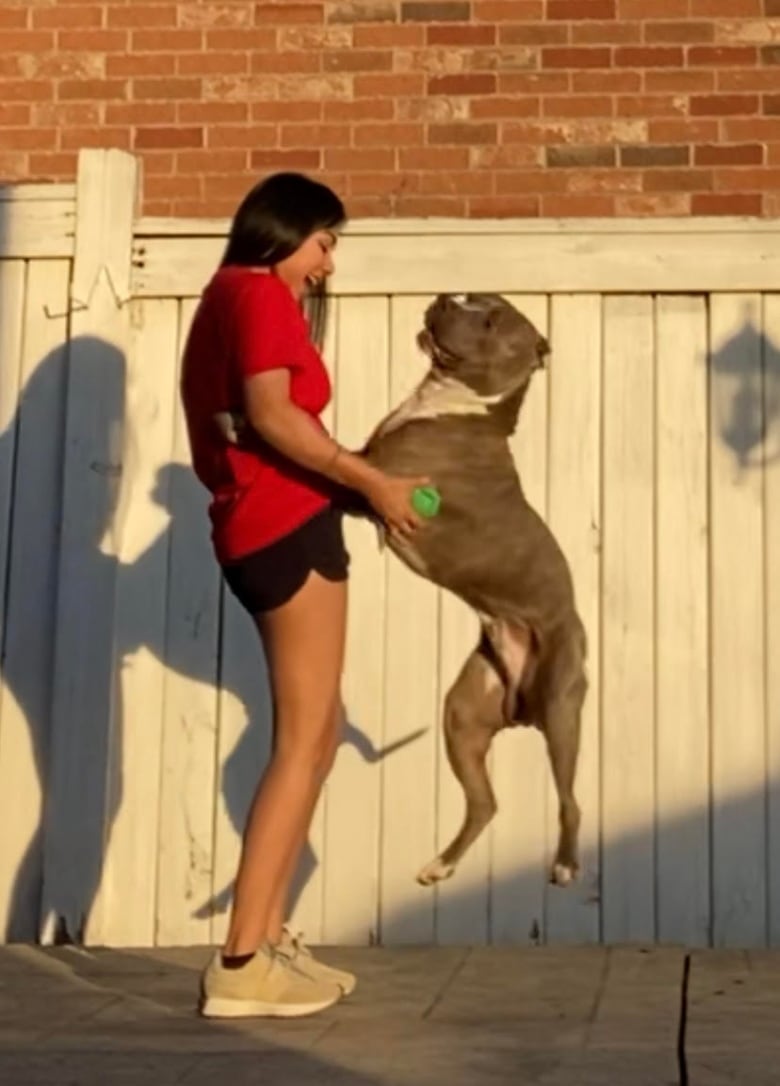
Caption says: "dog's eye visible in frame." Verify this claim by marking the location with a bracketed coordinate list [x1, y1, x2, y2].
[483, 316, 493, 331]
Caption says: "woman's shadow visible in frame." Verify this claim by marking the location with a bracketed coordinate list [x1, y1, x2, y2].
[2, 335, 422, 942]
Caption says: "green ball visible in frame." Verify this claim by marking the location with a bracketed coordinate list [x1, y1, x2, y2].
[412, 485, 441, 518]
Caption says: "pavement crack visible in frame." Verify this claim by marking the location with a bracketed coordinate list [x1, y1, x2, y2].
[421, 948, 471, 1020]
[677, 953, 691, 1086]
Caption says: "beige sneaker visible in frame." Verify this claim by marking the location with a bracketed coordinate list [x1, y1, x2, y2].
[275, 927, 357, 997]
[200, 944, 341, 1019]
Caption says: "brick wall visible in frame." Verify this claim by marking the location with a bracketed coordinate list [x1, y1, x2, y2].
[1, 0, 779, 218]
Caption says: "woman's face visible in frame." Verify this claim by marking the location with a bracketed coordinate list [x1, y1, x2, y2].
[275, 228, 338, 299]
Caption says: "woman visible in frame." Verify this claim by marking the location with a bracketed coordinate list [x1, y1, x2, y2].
[180, 172, 427, 1019]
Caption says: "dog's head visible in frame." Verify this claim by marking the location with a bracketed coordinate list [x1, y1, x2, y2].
[419, 293, 549, 399]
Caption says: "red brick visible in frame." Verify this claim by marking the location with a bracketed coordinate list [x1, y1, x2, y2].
[542, 192, 614, 214]
[280, 122, 350, 146]
[202, 173, 259, 201]
[131, 29, 202, 49]
[0, 150, 27, 176]
[0, 80, 53, 102]
[107, 5, 177, 27]
[323, 50, 393, 72]
[254, 100, 323, 121]
[255, 3, 325, 24]
[644, 69, 716, 91]
[427, 24, 496, 45]
[429, 121, 498, 143]
[723, 116, 780, 139]
[58, 79, 127, 100]
[543, 47, 611, 67]
[250, 149, 323, 169]
[144, 175, 203, 200]
[2, 127, 57, 149]
[395, 194, 469, 214]
[543, 95, 614, 116]
[205, 125, 278, 148]
[325, 147, 395, 169]
[0, 9, 27, 28]
[617, 192, 690, 213]
[469, 194, 540, 216]
[473, 1, 545, 18]
[499, 23, 568, 44]
[106, 102, 177, 125]
[61, 126, 132, 149]
[719, 69, 780, 91]
[0, 29, 53, 50]
[655, 122, 717, 150]
[690, 0, 762, 12]
[572, 21, 641, 43]
[695, 142, 765, 163]
[179, 101, 249, 124]
[691, 192, 763, 213]
[690, 94, 760, 114]
[547, 0, 615, 15]
[205, 29, 272, 49]
[177, 150, 247, 172]
[621, 143, 690, 166]
[323, 99, 393, 120]
[573, 70, 641, 91]
[418, 169, 494, 194]
[355, 73, 425, 95]
[644, 20, 715, 41]
[345, 195, 394, 215]
[500, 71, 570, 93]
[327, 1, 396, 22]
[180, 52, 250, 75]
[135, 126, 204, 150]
[689, 45, 758, 64]
[32, 6, 102, 28]
[761, 45, 780, 64]
[399, 146, 470, 168]
[428, 73, 497, 93]
[0, 104, 30, 124]
[494, 167, 566, 190]
[355, 25, 424, 46]
[470, 144, 543, 166]
[133, 78, 202, 100]
[615, 46, 684, 66]
[643, 168, 713, 190]
[712, 166, 780, 187]
[470, 95, 541, 117]
[349, 171, 417, 196]
[106, 55, 177, 78]
[619, 0, 688, 13]
[250, 51, 320, 74]
[566, 167, 643, 192]
[179, 3, 253, 27]
[28, 151, 79, 177]
[616, 94, 686, 116]
[59, 30, 128, 51]
[138, 152, 176, 174]
[401, 1, 471, 20]
[546, 144, 616, 167]
[355, 122, 424, 145]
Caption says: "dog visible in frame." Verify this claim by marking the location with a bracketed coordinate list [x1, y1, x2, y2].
[357, 292, 587, 889]
[214, 292, 586, 889]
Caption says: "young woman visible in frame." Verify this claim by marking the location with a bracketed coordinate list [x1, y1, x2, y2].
[180, 173, 427, 1019]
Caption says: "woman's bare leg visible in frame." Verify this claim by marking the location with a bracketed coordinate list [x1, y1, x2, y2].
[222, 572, 347, 958]
[265, 698, 345, 946]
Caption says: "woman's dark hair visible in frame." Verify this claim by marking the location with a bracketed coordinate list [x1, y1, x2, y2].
[220, 172, 346, 348]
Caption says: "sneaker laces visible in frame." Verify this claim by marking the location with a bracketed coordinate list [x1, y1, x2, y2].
[280, 926, 313, 962]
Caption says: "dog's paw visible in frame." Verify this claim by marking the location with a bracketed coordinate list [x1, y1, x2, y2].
[549, 862, 577, 887]
[417, 857, 456, 886]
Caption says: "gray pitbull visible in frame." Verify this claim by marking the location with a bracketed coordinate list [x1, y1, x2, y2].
[359, 292, 586, 889]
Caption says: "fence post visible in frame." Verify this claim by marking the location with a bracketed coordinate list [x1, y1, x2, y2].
[40, 149, 142, 945]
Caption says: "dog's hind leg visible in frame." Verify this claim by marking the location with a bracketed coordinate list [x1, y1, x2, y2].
[417, 646, 504, 887]
[541, 633, 587, 887]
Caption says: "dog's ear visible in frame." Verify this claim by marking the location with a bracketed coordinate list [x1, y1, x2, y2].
[536, 336, 550, 367]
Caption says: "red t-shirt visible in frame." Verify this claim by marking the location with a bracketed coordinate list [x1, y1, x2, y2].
[180, 265, 333, 563]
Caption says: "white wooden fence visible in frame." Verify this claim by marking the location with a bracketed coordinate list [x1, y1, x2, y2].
[1, 149, 780, 949]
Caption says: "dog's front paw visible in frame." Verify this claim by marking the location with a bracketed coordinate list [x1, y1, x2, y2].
[417, 856, 456, 886]
[549, 861, 578, 887]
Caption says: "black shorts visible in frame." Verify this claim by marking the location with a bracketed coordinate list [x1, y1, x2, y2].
[221, 505, 350, 615]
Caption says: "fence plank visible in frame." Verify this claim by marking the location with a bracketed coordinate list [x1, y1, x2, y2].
[601, 296, 656, 942]
[322, 296, 389, 945]
[40, 150, 139, 945]
[766, 295, 780, 947]
[380, 296, 439, 945]
[489, 293, 550, 946]
[94, 298, 178, 946]
[709, 293, 767, 947]
[655, 295, 710, 947]
[0, 260, 69, 940]
[545, 295, 602, 944]
[156, 299, 221, 946]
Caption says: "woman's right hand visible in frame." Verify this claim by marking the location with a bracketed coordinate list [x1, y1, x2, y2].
[363, 470, 431, 537]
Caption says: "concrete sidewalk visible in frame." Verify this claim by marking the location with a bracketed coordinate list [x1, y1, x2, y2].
[0, 943, 777, 1085]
